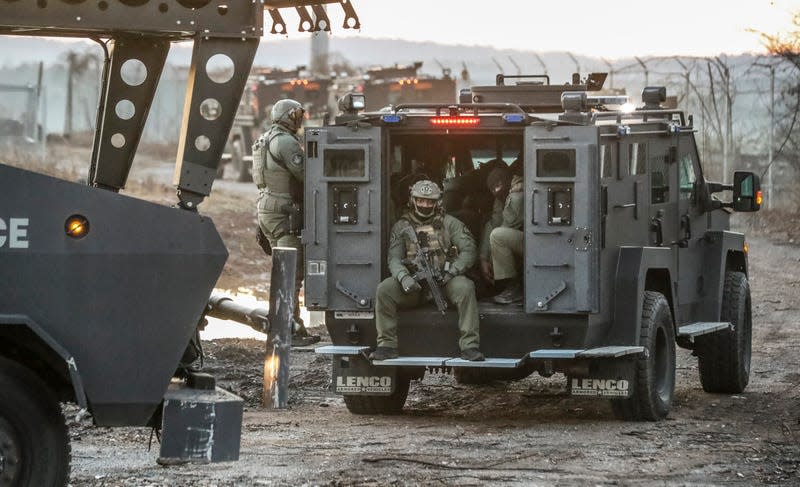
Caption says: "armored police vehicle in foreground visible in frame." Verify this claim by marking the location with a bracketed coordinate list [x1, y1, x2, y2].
[313, 73, 761, 420]
[0, 1, 360, 485]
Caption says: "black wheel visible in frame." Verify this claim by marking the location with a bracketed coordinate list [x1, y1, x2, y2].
[696, 271, 752, 393]
[232, 140, 252, 183]
[612, 291, 676, 421]
[343, 374, 411, 415]
[0, 357, 70, 486]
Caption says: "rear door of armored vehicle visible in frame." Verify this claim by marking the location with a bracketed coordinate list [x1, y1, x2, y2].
[523, 124, 601, 315]
[303, 125, 383, 323]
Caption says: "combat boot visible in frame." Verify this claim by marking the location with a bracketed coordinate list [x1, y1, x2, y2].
[460, 348, 485, 361]
[369, 346, 399, 361]
[492, 279, 523, 304]
[291, 316, 321, 347]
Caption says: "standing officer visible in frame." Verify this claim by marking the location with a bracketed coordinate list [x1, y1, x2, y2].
[252, 99, 319, 346]
[370, 180, 484, 362]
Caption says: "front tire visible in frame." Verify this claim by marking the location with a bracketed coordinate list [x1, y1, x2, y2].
[696, 271, 752, 393]
[612, 291, 676, 421]
[0, 357, 70, 486]
[343, 374, 411, 415]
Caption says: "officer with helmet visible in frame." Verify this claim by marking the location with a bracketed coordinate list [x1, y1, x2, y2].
[371, 180, 484, 362]
[253, 99, 319, 346]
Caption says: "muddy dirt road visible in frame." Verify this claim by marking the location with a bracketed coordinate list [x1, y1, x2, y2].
[7, 145, 796, 486]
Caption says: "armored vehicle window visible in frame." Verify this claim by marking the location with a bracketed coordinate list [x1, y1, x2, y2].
[537, 149, 576, 177]
[650, 152, 670, 204]
[324, 148, 367, 179]
[679, 154, 697, 200]
[628, 143, 647, 176]
[600, 143, 614, 179]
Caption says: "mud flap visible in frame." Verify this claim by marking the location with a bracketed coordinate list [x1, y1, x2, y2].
[332, 354, 398, 396]
[568, 358, 637, 399]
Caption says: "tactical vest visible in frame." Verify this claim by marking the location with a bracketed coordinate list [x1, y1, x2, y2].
[401, 214, 452, 272]
[252, 126, 302, 202]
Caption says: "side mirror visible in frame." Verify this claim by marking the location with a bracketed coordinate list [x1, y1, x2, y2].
[732, 171, 762, 212]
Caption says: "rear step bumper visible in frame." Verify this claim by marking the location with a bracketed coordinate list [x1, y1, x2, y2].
[316, 345, 645, 368]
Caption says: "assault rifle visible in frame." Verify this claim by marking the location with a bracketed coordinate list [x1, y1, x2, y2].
[401, 227, 448, 313]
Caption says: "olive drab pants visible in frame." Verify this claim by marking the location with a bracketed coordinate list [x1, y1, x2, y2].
[489, 227, 524, 280]
[258, 193, 304, 322]
[375, 275, 480, 351]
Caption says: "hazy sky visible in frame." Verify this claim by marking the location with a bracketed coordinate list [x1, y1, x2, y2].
[284, 0, 799, 58]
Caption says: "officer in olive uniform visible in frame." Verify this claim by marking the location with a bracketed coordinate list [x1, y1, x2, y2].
[370, 180, 484, 362]
[481, 167, 525, 304]
[252, 99, 319, 346]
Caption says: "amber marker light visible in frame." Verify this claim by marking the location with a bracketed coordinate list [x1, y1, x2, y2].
[65, 215, 89, 239]
[756, 190, 763, 206]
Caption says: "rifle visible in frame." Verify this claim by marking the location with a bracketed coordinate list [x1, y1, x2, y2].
[401, 226, 448, 313]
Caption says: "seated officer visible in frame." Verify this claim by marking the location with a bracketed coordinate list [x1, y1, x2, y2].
[370, 180, 485, 362]
[481, 167, 525, 304]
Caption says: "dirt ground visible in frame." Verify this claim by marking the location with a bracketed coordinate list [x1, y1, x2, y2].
[5, 144, 798, 486]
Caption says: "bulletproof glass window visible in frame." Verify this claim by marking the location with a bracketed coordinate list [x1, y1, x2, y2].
[679, 154, 697, 200]
[628, 143, 647, 176]
[650, 153, 670, 204]
[323, 148, 367, 179]
[600, 143, 614, 179]
[537, 149, 576, 177]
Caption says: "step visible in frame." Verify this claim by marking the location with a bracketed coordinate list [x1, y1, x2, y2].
[530, 346, 645, 360]
[314, 345, 370, 356]
[373, 357, 523, 368]
[677, 322, 732, 338]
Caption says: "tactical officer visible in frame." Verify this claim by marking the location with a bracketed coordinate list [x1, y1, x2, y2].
[252, 99, 319, 346]
[371, 180, 485, 362]
[482, 167, 525, 304]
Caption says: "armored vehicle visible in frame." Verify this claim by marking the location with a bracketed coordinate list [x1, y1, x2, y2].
[314, 73, 761, 420]
[0, 1, 359, 485]
[357, 62, 457, 112]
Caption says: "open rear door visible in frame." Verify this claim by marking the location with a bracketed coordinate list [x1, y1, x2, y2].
[524, 125, 600, 313]
[303, 125, 383, 312]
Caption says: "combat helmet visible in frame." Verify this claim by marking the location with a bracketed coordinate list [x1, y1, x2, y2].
[409, 179, 442, 219]
[271, 99, 305, 132]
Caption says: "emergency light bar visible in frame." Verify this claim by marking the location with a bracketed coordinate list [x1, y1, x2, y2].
[430, 116, 480, 127]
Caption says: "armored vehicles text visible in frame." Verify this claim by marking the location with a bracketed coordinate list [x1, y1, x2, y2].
[314, 73, 761, 420]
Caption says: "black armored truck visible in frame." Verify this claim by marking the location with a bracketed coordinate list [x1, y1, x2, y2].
[313, 73, 761, 420]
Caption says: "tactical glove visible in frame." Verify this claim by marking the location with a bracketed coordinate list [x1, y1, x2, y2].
[439, 271, 454, 286]
[400, 275, 422, 294]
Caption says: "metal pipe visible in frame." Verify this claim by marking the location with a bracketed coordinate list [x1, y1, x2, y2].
[263, 247, 297, 409]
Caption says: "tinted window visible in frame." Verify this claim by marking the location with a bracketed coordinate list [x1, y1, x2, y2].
[679, 154, 697, 200]
[600, 143, 614, 178]
[537, 149, 576, 177]
[650, 153, 670, 204]
[324, 148, 366, 178]
[628, 143, 647, 176]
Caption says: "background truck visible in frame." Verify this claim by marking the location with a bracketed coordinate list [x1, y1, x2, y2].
[311, 73, 761, 420]
[0, 1, 359, 485]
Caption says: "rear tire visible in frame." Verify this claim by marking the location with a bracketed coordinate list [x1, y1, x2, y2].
[612, 291, 676, 421]
[343, 374, 411, 415]
[0, 357, 70, 486]
[696, 271, 751, 393]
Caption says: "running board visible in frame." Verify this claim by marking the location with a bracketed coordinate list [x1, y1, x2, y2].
[315, 345, 370, 355]
[373, 357, 523, 368]
[530, 346, 645, 360]
[676, 322, 732, 348]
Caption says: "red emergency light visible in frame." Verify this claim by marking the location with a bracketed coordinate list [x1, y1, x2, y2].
[430, 116, 480, 127]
